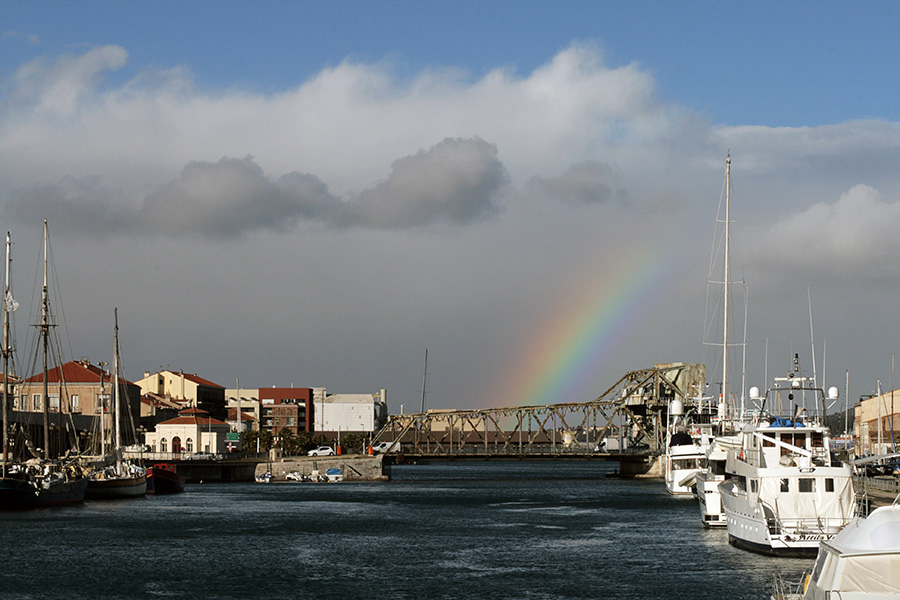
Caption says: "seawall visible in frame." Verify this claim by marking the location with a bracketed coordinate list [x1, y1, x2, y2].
[255, 454, 388, 482]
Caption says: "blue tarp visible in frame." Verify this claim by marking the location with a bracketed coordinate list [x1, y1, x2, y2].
[768, 416, 803, 428]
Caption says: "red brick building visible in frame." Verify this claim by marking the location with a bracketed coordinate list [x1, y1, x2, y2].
[259, 387, 313, 436]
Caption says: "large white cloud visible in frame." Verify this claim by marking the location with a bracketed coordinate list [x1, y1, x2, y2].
[747, 184, 900, 284]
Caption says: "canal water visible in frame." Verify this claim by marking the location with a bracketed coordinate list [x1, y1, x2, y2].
[0, 461, 810, 599]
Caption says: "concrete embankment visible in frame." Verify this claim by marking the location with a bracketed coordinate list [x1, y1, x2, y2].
[255, 454, 388, 482]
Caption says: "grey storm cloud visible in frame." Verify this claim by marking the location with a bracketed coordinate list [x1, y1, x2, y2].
[347, 137, 507, 228]
[6, 137, 508, 238]
[526, 161, 626, 204]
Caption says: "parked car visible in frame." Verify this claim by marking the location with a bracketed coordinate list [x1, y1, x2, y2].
[372, 441, 401, 454]
[190, 452, 215, 460]
[307, 446, 335, 457]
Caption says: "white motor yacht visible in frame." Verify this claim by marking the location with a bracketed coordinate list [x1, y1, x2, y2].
[719, 359, 857, 557]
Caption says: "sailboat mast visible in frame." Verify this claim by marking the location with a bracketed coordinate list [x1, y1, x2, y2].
[113, 308, 122, 474]
[2, 232, 11, 476]
[420, 349, 428, 414]
[720, 155, 731, 422]
[41, 220, 50, 460]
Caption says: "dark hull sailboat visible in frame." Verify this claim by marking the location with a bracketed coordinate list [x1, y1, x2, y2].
[0, 468, 89, 509]
[0, 223, 88, 510]
[85, 309, 146, 500]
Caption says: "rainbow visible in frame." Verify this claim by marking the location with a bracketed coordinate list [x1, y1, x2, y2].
[493, 240, 684, 408]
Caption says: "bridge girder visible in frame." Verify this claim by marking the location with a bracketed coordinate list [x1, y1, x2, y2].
[373, 362, 704, 457]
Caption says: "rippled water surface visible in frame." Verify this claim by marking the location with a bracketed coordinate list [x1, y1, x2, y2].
[0, 461, 810, 599]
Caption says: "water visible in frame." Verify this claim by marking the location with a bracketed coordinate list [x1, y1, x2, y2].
[0, 461, 810, 599]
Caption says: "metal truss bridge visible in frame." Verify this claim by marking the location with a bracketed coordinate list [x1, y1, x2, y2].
[372, 362, 705, 471]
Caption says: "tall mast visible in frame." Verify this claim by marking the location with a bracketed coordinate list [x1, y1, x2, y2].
[2, 232, 11, 476]
[420, 349, 428, 414]
[720, 155, 731, 422]
[113, 308, 122, 475]
[41, 220, 50, 460]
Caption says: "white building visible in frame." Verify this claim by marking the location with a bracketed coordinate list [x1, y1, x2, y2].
[144, 407, 229, 454]
[313, 388, 387, 433]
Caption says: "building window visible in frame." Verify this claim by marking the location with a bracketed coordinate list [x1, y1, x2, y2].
[33, 394, 41, 410]
[71, 394, 80, 411]
[160, 438, 167, 452]
[49, 395, 59, 412]
[186, 438, 193, 452]
[13, 395, 19, 410]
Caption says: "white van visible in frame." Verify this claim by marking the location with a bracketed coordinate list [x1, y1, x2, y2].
[372, 441, 401, 454]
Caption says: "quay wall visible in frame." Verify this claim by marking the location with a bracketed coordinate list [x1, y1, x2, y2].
[256, 454, 388, 482]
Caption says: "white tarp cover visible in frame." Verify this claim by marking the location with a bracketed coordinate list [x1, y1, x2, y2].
[762, 474, 855, 522]
[812, 505, 900, 595]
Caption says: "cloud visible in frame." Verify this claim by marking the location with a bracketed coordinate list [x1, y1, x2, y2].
[747, 184, 900, 283]
[7, 138, 507, 238]
[526, 161, 626, 204]
[347, 137, 507, 227]
[7, 45, 128, 116]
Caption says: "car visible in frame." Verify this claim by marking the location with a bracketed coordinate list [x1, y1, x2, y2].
[372, 441, 401, 454]
[190, 452, 215, 460]
[307, 446, 335, 457]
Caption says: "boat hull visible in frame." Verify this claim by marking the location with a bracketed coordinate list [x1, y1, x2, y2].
[0, 475, 88, 510]
[146, 465, 185, 494]
[86, 474, 147, 499]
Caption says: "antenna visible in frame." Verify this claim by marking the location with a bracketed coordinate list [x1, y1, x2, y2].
[808, 286, 817, 388]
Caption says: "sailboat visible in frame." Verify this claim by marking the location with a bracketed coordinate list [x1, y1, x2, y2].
[692, 154, 749, 524]
[85, 309, 146, 499]
[0, 224, 88, 509]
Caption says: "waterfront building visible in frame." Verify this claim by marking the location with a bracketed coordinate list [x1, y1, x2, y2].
[17, 359, 141, 431]
[260, 387, 312, 436]
[313, 388, 388, 434]
[225, 388, 261, 431]
[139, 391, 187, 432]
[854, 389, 900, 455]
[144, 407, 229, 454]
[135, 369, 226, 420]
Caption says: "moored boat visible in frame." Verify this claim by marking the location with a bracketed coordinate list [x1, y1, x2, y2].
[85, 309, 146, 499]
[772, 496, 900, 599]
[1, 224, 88, 509]
[720, 357, 857, 557]
[145, 463, 185, 494]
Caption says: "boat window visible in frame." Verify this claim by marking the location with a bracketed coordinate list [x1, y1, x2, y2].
[825, 478, 834, 492]
[810, 550, 828, 583]
[799, 478, 815, 493]
[812, 431, 824, 447]
[762, 432, 776, 447]
[750, 479, 758, 493]
[780, 478, 789, 492]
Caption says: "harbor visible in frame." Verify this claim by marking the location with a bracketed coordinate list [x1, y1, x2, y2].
[0, 461, 814, 600]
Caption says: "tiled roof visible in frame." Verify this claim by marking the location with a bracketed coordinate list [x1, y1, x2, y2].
[21, 360, 137, 386]
[157, 406, 228, 426]
[162, 370, 224, 389]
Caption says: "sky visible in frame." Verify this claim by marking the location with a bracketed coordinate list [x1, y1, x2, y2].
[2, 1, 900, 417]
